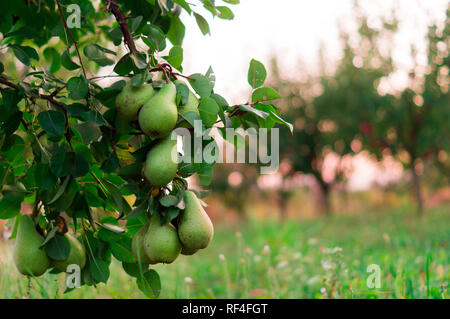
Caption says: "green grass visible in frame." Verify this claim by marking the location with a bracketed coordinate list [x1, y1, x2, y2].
[0, 205, 448, 299]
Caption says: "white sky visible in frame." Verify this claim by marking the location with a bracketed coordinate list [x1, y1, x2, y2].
[180, 0, 448, 104]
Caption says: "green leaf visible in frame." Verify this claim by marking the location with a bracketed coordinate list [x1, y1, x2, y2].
[123, 262, 149, 277]
[202, 0, 217, 17]
[67, 76, 89, 100]
[44, 234, 70, 261]
[114, 54, 136, 75]
[83, 44, 115, 66]
[130, 72, 151, 87]
[248, 59, 267, 89]
[196, 164, 213, 186]
[166, 45, 183, 70]
[268, 111, 293, 133]
[61, 50, 80, 70]
[47, 175, 71, 205]
[9, 44, 39, 66]
[1, 111, 23, 136]
[50, 146, 71, 177]
[179, 111, 201, 127]
[131, 16, 143, 33]
[50, 178, 79, 212]
[0, 62, 4, 74]
[40, 227, 60, 248]
[73, 122, 101, 145]
[142, 25, 166, 51]
[253, 103, 293, 133]
[34, 163, 57, 191]
[108, 28, 123, 46]
[1, 88, 22, 114]
[194, 13, 210, 35]
[251, 87, 281, 102]
[71, 153, 89, 177]
[162, 206, 180, 224]
[167, 16, 186, 46]
[37, 110, 65, 137]
[0, 196, 21, 219]
[223, 0, 240, 4]
[211, 93, 229, 118]
[125, 200, 147, 220]
[110, 237, 135, 263]
[205, 66, 216, 89]
[102, 179, 124, 216]
[43, 47, 62, 73]
[175, 82, 189, 106]
[198, 97, 219, 127]
[239, 104, 269, 119]
[101, 153, 119, 173]
[216, 6, 234, 20]
[5, 26, 39, 39]
[159, 195, 179, 207]
[188, 74, 212, 98]
[174, 0, 192, 13]
[101, 222, 126, 233]
[97, 227, 122, 242]
[137, 269, 161, 298]
[89, 259, 110, 283]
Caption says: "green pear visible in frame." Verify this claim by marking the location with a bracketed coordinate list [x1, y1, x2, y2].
[143, 136, 178, 188]
[13, 215, 50, 276]
[143, 214, 181, 264]
[115, 83, 155, 121]
[52, 233, 86, 272]
[178, 191, 214, 250]
[181, 245, 199, 256]
[132, 223, 154, 264]
[138, 82, 178, 138]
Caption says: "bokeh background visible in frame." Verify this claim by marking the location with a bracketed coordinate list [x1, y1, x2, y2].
[0, 0, 449, 298]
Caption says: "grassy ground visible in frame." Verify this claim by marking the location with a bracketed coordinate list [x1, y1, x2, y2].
[0, 205, 448, 299]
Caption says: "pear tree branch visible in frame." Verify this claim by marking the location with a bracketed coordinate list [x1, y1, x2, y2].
[55, 0, 88, 79]
[104, 0, 138, 54]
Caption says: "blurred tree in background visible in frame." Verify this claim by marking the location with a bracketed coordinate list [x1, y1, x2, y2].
[269, 12, 397, 215]
[376, 7, 450, 214]
[210, 5, 449, 217]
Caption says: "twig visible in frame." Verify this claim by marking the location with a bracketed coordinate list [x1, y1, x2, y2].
[55, 0, 88, 80]
[21, 119, 29, 131]
[104, 0, 138, 54]
[49, 84, 66, 98]
[32, 195, 40, 218]
[172, 72, 195, 81]
[0, 76, 19, 90]
[88, 74, 131, 81]
[0, 76, 74, 149]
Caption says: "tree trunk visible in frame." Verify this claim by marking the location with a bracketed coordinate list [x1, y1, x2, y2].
[276, 191, 289, 220]
[411, 165, 424, 215]
[317, 180, 331, 216]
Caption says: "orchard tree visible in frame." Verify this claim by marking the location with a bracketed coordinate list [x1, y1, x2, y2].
[271, 13, 396, 215]
[0, 0, 290, 297]
[374, 7, 449, 214]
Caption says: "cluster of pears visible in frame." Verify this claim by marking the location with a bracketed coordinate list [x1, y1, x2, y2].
[118, 80, 214, 263]
[132, 191, 214, 264]
[115, 79, 199, 188]
[13, 215, 86, 277]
